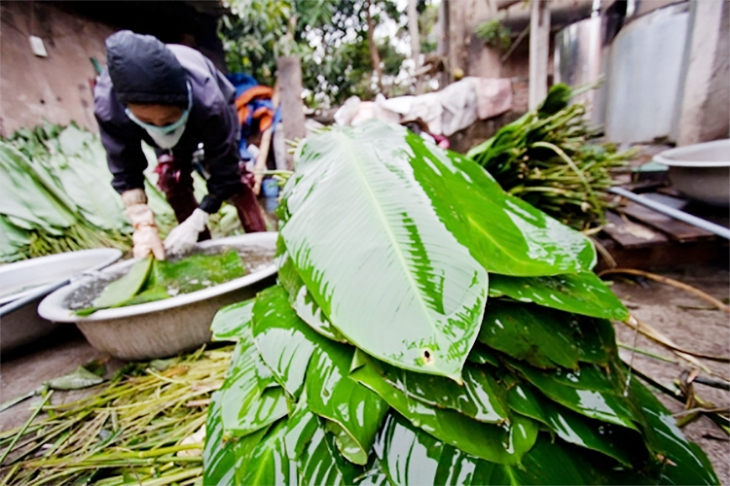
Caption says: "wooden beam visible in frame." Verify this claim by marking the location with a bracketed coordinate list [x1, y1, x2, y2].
[276, 56, 307, 171]
[528, 0, 550, 109]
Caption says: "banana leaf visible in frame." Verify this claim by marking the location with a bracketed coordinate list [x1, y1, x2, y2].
[211, 299, 255, 342]
[237, 420, 298, 486]
[351, 355, 538, 465]
[479, 300, 616, 369]
[281, 123, 489, 381]
[490, 271, 629, 321]
[92, 256, 153, 308]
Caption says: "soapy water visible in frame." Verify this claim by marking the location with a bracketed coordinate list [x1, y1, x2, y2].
[64, 245, 275, 310]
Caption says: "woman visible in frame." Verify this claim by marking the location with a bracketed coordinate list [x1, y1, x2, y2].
[94, 30, 265, 260]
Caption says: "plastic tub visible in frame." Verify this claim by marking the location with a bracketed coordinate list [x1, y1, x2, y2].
[0, 249, 122, 353]
[38, 233, 278, 360]
[653, 139, 730, 206]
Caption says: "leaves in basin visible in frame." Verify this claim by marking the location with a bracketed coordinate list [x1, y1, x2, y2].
[406, 131, 597, 276]
[489, 271, 629, 321]
[92, 256, 153, 309]
[479, 300, 616, 369]
[281, 122, 488, 381]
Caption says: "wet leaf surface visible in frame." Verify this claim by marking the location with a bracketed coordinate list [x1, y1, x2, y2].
[211, 299, 255, 342]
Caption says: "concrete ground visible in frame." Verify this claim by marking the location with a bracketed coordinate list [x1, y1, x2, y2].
[1, 264, 728, 483]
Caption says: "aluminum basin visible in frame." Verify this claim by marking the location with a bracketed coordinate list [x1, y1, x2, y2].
[0, 249, 122, 354]
[653, 139, 730, 206]
[38, 233, 278, 360]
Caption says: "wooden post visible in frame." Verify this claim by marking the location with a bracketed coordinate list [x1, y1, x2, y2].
[276, 56, 306, 170]
[528, 0, 550, 109]
[408, 0, 422, 94]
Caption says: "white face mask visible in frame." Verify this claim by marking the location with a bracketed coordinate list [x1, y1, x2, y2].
[125, 83, 192, 149]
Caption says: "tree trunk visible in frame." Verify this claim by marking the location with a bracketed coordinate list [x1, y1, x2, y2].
[366, 0, 384, 91]
[407, 0, 422, 94]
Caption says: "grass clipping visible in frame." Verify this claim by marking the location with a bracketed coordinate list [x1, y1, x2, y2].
[0, 346, 231, 486]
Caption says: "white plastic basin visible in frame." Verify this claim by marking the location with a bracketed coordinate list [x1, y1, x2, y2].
[0, 249, 122, 353]
[653, 139, 730, 206]
[38, 233, 278, 360]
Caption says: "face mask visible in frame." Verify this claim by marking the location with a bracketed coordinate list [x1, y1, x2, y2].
[125, 83, 192, 149]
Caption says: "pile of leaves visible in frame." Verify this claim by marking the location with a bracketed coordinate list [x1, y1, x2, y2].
[0, 346, 231, 486]
[467, 84, 633, 230]
[201, 121, 718, 485]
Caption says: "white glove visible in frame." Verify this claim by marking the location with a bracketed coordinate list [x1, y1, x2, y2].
[124, 203, 166, 260]
[164, 208, 210, 256]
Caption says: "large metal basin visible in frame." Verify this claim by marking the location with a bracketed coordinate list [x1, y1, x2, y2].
[0, 249, 122, 354]
[38, 233, 277, 360]
[654, 139, 730, 206]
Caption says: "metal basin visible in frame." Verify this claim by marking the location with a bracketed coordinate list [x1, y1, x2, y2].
[38, 233, 277, 360]
[653, 139, 730, 206]
[0, 249, 122, 354]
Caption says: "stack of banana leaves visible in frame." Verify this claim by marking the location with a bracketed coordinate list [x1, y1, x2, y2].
[202, 121, 718, 485]
[0, 124, 177, 262]
[467, 84, 633, 231]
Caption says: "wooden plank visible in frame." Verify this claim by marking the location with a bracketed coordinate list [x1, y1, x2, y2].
[620, 201, 716, 242]
[603, 211, 668, 248]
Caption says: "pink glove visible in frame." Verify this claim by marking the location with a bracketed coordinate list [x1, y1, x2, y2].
[124, 204, 166, 260]
[164, 208, 210, 256]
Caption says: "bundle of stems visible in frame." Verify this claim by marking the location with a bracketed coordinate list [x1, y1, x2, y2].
[468, 85, 634, 230]
[0, 346, 233, 486]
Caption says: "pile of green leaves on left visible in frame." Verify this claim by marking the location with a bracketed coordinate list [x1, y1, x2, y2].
[0, 123, 175, 262]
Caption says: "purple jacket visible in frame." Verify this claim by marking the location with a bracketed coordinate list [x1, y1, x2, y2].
[94, 45, 240, 214]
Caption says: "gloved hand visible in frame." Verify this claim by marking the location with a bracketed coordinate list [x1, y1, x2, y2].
[164, 208, 210, 256]
[124, 203, 166, 260]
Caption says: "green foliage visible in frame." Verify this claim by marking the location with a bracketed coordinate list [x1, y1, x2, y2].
[220, 0, 408, 106]
[203, 121, 718, 485]
[475, 19, 512, 51]
[467, 84, 635, 230]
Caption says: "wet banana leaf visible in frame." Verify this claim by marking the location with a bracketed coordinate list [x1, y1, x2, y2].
[203, 391, 270, 486]
[281, 123, 488, 380]
[364, 353, 509, 424]
[490, 271, 629, 321]
[466, 343, 500, 367]
[507, 382, 640, 466]
[211, 299, 255, 342]
[148, 250, 245, 294]
[405, 131, 596, 276]
[304, 338, 389, 465]
[351, 356, 537, 464]
[252, 285, 318, 398]
[479, 301, 616, 369]
[92, 256, 153, 308]
[298, 424, 363, 485]
[627, 378, 719, 485]
[506, 359, 641, 431]
[238, 419, 299, 486]
[220, 338, 288, 437]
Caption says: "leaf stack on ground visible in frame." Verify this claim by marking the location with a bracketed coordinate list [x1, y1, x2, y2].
[0, 347, 232, 486]
[201, 122, 718, 485]
[467, 84, 634, 230]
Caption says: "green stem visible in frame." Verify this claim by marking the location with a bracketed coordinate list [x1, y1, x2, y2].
[0, 389, 52, 466]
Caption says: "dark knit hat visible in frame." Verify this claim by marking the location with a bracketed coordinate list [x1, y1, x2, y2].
[106, 30, 188, 107]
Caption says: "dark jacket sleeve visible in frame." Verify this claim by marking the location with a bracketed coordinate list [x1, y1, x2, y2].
[197, 100, 242, 214]
[93, 72, 148, 194]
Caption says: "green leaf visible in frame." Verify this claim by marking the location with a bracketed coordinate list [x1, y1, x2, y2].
[148, 250, 246, 294]
[282, 123, 488, 380]
[406, 131, 596, 276]
[47, 366, 104, 390]
[238, 419, 299, 486]
[479, 301, 616, 369]
[628, 378, 719, 485]
[467, 343, 500, 367]
[304, 339, 389, 465]
[507, 382, 639, 466]
[351, 357, 537, 465]
[211, 299, 255, 342]
[365, 354, 509, 424]
[490, 272, 629, 321]
[506, 359, 641, 431]
[92, 256, 153, 308]
[220, 338, 288, 437]
[252, 285, 319, 398]
[203, 391, 271, 486]
[298, 424, 363, 485]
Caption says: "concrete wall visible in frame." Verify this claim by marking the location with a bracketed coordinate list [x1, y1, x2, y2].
[0, 2, 114, 136]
